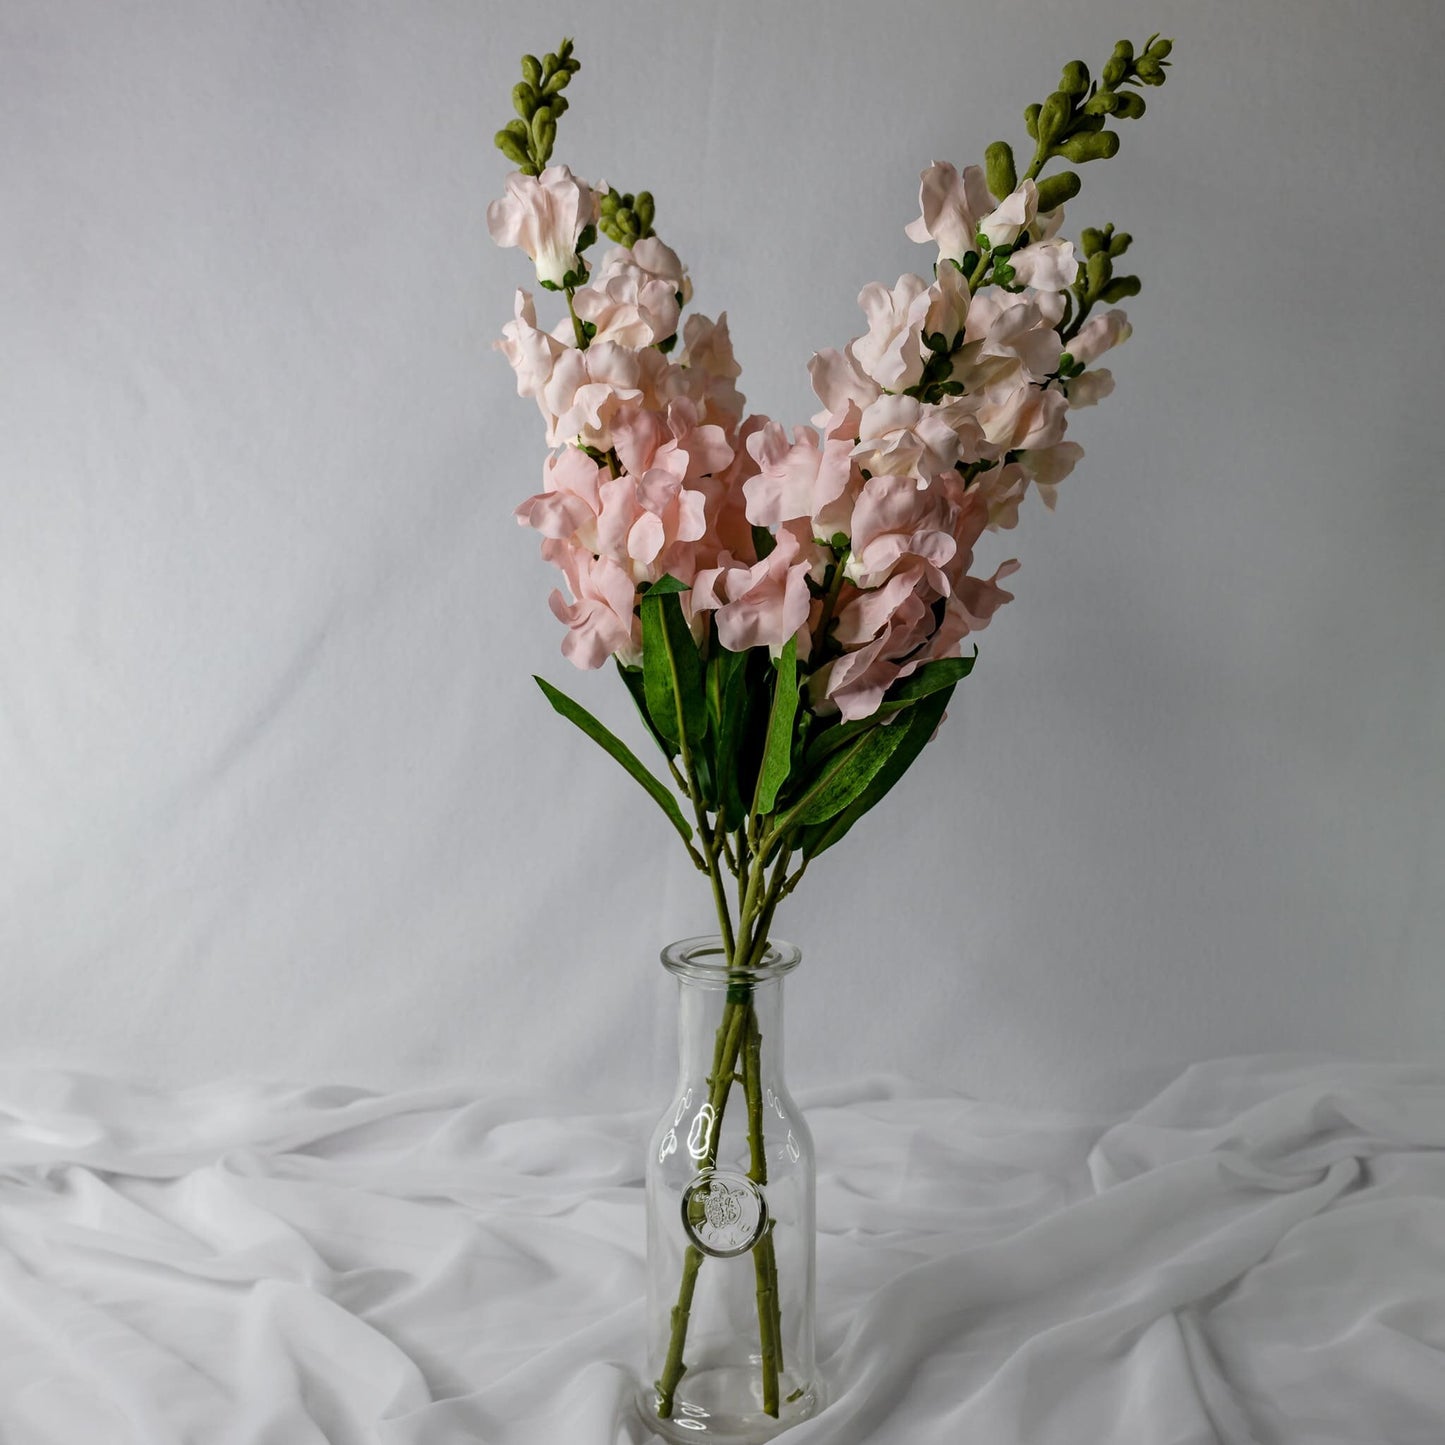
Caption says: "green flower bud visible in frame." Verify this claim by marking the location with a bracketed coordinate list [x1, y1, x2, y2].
[1083, 89, 1119, 116]
[985, 141, 1018, 200]
[1102, 55, 1128, 87]
[1135, 56, 1165, 85]
[557, 36, 574, 60]
[1114, 91, 1146, 119]
[550, 95, 568, 117]
[1024, 102, 1041, 140]
[494, 129, 530, 168]
[530, 104, 553, 147]
[512, 81, 538, 121]
[541, 53, 557, 82]
[1148, 37, 1173, 59]
[1059, 130, 1121, 163]
[535, 120, 556, 164]
[1080, 226, 1106, 255]
[1112, 39, 1134, 62]
[1086, 251, 1113, 294]
[1035, 170, 1081, 212]
[503, 117, 529, 142]
[544, 69, 570, 95]
[1073, 114, 1106, 134]
[1037, 91, 1073, 146]
[635, 191, 656, 232]
[1100, 275, 1142, 302]
[1108, 231, 1133, 257]
[521, 54, 542, 87]
[1060, 60, 1090, 96]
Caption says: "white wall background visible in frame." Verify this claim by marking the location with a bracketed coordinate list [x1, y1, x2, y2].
[2, 0, 1441, 1110]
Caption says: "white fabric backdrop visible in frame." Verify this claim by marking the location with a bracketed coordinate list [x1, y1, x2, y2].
[0, 1056, 1442, 1442]
[2, 0, 1443, 1105]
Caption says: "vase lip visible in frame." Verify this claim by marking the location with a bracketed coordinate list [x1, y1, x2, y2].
[660, 934, 802, 984]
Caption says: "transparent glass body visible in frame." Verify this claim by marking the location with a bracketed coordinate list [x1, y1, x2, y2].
[640, 937, 818, 1443]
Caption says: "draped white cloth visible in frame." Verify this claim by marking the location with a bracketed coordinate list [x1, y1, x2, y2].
[0, 1058, 1441, 1443]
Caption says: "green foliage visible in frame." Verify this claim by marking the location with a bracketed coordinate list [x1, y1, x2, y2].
[494, 38, 580, 175]
[534, 675, 694, 847]
[797, 684, 957, 860]
[640, 580, 705, 752]
[755, 639, 800, 815]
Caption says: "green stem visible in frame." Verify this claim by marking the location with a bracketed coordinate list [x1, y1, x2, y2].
[654, 839, 780, 1419]
[742, 1003, 780, 1415]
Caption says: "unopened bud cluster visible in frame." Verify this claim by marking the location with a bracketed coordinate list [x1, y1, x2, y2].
[493, 38, 581, 175]
[1023, 34, 1173, 169]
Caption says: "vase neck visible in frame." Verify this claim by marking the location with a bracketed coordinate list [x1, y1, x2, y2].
[674, 972, 787, 1081]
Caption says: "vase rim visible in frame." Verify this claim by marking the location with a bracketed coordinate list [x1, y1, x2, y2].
[660, 934, 802, 984]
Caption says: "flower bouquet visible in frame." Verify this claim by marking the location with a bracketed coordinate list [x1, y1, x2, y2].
[488, 32, 1174, 1441]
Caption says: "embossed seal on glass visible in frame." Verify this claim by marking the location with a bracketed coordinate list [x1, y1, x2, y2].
[681, 1169, 767, 1258]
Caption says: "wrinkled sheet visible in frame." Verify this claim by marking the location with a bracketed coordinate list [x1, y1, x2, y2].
[0, 1058, 1441, 1443]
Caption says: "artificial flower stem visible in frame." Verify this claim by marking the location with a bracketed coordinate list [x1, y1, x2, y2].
[655, 847, 777, 1418]
[743, 1003, 781, 1415]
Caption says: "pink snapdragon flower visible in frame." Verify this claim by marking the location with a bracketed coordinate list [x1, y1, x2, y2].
[611, 398, 734, 486]
[850, 274, 934, 390]
[905, 163, 1040, 260]
[1017, 441, 1084, 510]
[571, 262, 681, 348]
[692, 524, 815, 654]
[487, 166, 598, 289]
[498, 290, 567, 400]
[821, 579, 934, 721]
[1009, 238, 1079, 292]
[541, 341, 643, 448]
[598, 237, 693, 306]
[595, 467, 709, 583]
[808, 346, 882, 420]
[1067, 370, 1116, 408]
[852, 395, 961, 484]
[844, 472, 961, 594]
[514, 446, 608, 553]
[742, 419, 857, 535]
[1069, 308, 1132, 365]
[545, 543, 641, 669]
[679, 312, 747, 432]
[923, 560, 1021, 661]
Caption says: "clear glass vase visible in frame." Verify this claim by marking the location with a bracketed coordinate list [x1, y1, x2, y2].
[640, 936, 819, 1442]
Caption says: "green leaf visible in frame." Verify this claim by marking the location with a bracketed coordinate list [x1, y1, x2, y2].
[799, 685, 956, 859]
[614, 659, 671, 758]
[641, 587, 705, 751]
[783, 716, 914, 829]
[533, 676, 693, 847]
[754, 637, 799, 816]
[710, 645, 752, 827]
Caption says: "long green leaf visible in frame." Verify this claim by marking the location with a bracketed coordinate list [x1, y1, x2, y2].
[641, 588, 705, 751]
[754, 637, 799, 815]
[709, 643, 750, 826]
[799, 684, 955, 859]
[782, 713, 914, 828]
[533, 676, 694, 846]
[615, 659, 671, 758]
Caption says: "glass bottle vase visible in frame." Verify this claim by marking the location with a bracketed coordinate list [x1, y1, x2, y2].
[640, 936, 819, 1442]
